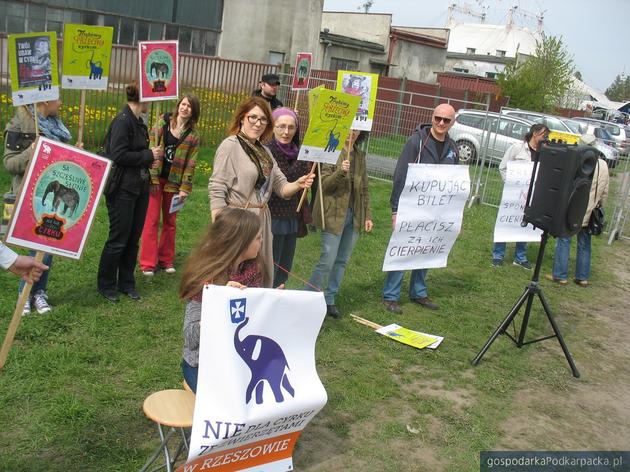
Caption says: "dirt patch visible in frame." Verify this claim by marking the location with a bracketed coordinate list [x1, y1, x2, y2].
[496, 240, 630, 450]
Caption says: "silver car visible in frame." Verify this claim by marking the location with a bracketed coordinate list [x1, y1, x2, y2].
[574, 117, 630, 154]
[449, 110, 533, 165]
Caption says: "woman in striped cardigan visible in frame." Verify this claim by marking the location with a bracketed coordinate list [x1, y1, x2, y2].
[139, 94, 200, 275]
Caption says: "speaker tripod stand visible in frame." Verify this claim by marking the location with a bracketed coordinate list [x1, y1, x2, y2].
[471, 231, 580, 378]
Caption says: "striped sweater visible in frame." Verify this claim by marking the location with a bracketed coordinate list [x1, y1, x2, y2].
[149, 114, 200, 194]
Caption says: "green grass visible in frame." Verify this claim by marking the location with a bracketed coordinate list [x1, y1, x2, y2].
[0, 146, 622, 471]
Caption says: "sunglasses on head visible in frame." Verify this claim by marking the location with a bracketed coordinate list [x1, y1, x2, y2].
[433, 116, 452, 124]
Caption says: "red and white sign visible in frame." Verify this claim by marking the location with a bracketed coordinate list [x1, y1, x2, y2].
[291, 52, 312, 90]
[138, 40, 178, 101]
[5, 138, 111, 259]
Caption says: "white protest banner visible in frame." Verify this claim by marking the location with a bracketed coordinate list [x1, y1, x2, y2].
[493, 161, 542, 243]
[182, 286, 327, 472]
[383, 164, 470, 271]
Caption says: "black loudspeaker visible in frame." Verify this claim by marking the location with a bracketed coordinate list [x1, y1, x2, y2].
[524, 143, 598, 238]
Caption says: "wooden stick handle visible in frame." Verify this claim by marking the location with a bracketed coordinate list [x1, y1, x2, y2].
[77, 90, 86, 145]
[296, 162, 317, 213]
[350, 314, 383, 330]
[0, 251, 45, 370]
[293, 89, 300, 112]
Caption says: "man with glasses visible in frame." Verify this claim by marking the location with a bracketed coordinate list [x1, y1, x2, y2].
[383, 103, 459, 314]
[252, 73, 284, 110]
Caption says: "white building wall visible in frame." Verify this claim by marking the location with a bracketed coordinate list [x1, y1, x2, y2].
[321, 11, 391, 48]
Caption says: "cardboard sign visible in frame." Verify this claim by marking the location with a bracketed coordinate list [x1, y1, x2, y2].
[494, 161, 543, 243]
[5, 138, 111, 259]
[62, 24, 114, 90]
[8, 32, 60, 105]
[138, 40, 179, 101]
[297, 88, 360, 165]
[291, 52, 313, 90]
[182, 286, 327, 472]
[383, 164, 470, 271]
[336, 70, 379, 131]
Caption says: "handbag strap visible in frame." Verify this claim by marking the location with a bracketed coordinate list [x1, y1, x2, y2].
[593, 161, 600, 207]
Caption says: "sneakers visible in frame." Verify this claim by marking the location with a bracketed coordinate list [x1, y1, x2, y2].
[383, 300, 403, 314]
[492, 258, 503, 267]
[574, 279, 589, 287]
[22, 297, 31, 316]
[411, 296, 439, 310]
[512, 260, 532, 270]
[142, 270, 155, 276]
[32, 291, 52, 314]
[545, 274, 568, 285]
[163, 267, 176, 274]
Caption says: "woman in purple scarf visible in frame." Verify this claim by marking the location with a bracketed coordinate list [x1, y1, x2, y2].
[267, 108, 308, 287]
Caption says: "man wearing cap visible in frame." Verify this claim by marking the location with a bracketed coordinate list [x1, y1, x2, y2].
[252, 73, 283, 110]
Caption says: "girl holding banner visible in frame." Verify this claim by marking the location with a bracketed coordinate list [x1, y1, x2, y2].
[179, 208, 264, 392]
[3, 100, 73, 315]
[139, 94, 201, 275]
[209, 97, 314, 287]
[306, 130, 373, 318]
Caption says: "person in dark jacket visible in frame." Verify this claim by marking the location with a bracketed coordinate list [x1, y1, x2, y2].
[252, 73, 283, 110]
[97, 81, 161, 302]
[267, 107, 308, 287]
[383, 103, 459, 314]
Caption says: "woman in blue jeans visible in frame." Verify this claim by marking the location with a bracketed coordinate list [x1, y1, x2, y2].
[548, 155, 609, 286]
[306, 130, 373, 318]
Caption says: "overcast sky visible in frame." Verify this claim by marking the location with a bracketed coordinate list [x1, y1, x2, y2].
[323, 0, 627, 93]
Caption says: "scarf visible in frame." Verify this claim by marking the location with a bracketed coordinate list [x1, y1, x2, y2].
[28, 105, 72, 143]
[236, 132, 273, 191]
[271, 137, 299, 161]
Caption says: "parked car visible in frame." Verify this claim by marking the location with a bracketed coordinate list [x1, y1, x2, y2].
[574, 117, 630, 154]
[501, 110, 576, 134]
[449, 110, 533, 165]
[561, 118, 588, 135]
[582, 124, 620, 168]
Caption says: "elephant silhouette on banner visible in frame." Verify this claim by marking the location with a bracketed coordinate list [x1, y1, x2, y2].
[234, 317, 295, 405]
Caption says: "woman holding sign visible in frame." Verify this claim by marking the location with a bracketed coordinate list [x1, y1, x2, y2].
[268, 108, 309, 288]
[306, 130, 373, 318]
[97, 81, 161, 302]
[139, 94, 201, 275]
[209, 97, 314, 287]
[3, 99, 73, 315]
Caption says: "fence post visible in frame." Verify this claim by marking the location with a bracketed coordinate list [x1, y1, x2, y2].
[393, 76, 407, 136]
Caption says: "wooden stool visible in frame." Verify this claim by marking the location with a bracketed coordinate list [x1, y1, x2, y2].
[140, 389, 195, 472]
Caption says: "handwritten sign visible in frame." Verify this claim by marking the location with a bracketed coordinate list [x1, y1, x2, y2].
[297, 88, 360, 165]
[336, 70, 379, 131]
[383, 164, 470, 271]
[494, 161, 542, 243]
[5, 138, 111, 259]
[291, 52, 312, 90]
[182, 286, 327, 472]
[8, 32, 60, 105]
[62, 24, 113, 90]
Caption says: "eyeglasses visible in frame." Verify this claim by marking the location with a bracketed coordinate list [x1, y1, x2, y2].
[275, 125, 296, 132]
[246, 114, 269, 126]
[433, 116, 452, 124]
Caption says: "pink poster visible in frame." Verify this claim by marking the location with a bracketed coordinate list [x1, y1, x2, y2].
[291, 52, 312, 90]
[138, 40, 179, 101]
[5, 138, 111, 259]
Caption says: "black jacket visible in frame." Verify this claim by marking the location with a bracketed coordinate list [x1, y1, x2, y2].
[252, 89, 283, 110]
[107, 105, 154, 195]
[390, 124, 459, 213]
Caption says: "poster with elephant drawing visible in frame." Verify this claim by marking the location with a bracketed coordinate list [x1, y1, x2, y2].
[183, 286, 327, 472]
[138, 40, 178, 101]
[297, 88, 360, 165]
[62, 24, 113, 90]
[8, 32, 60, 106]
[336, 70, 379, 131]
[5, 138, 111, 259]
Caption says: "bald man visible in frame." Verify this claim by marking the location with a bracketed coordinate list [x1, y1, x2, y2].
[383, 103, 459, 314]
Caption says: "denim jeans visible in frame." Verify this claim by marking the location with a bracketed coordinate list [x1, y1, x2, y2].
[272, 231, 298, 288]
[18, 251, 53, 295]
[552, 229, 591, 281]
[306, 208, 359, 305]
[383, 268, 429, 301]
[492, 242, 528, 263]
[181, 359, 198, 393]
